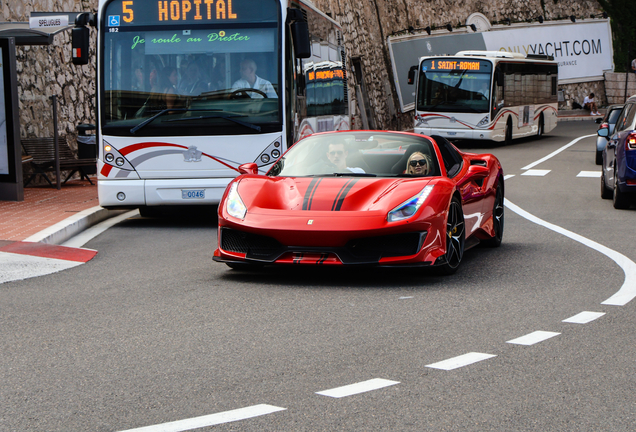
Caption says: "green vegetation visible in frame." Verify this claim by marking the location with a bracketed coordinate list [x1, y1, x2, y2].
[597, 0, 636, 72]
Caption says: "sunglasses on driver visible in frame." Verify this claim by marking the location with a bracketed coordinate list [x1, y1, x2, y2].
[409, 159, 427, 167]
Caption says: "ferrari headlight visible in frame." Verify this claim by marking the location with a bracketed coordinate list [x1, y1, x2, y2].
[387, 185, 434, 222]
[226, 183, 247, 219]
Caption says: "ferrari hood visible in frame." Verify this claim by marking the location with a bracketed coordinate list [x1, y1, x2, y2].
[236, 176, 434, 212]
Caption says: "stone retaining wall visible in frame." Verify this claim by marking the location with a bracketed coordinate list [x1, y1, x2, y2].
[604, 72, 636, 105]
[5, 0, 97, 150]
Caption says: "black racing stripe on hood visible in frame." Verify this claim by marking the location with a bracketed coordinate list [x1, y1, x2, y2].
[332, 179, 358, 211]
[303, 178, 321, 210]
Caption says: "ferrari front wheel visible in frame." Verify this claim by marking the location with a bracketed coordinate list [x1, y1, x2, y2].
[436, 196, 465, 275]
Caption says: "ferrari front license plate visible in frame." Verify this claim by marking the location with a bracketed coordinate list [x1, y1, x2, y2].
[182, 189, 205, 199]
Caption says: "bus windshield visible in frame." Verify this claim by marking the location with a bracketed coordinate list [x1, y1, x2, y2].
[416, 59, 492, 114]
[101, 0, 281, 136]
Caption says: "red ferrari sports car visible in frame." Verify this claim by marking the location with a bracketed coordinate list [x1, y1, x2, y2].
[213, 131, 504, 274]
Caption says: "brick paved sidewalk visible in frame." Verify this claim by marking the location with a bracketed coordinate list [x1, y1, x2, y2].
[0, 178, 98, 242]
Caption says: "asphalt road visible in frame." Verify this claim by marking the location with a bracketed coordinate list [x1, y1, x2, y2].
[2, 121, 635, 431]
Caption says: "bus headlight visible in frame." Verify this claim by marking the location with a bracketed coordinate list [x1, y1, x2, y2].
[477, 116, 489, 127]
[387, 185, 434, 222]
[226, 183, 247, 219]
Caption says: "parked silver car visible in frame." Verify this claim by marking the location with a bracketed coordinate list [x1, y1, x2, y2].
[595, 104, 624, 165]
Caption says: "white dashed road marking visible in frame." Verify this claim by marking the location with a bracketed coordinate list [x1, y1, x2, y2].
[577, 171, 602, 178]
[521, 169, 551, 176]
[562, 311, 606, 324]
[316, 378, 400, 398]
[117, 404, 286, 432]
[426, 352, 497, 371]
[507, 331, 560, 346]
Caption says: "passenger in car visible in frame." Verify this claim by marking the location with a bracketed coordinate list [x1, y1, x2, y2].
[406, 152, 432, 176]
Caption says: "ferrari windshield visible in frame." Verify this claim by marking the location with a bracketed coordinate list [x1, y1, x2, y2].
[268, 132, 441, 177]
[101, 0, 281, 137]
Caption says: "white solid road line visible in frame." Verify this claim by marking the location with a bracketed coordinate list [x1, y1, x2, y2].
[117, 404, 286, 432]
[506, 331, 560, 346]
[426, 352, 497, 371]
[505, 199, 636, 306]
[562, 311, 606, 324]
[62, 210, 139, 248]
[316, 378, 400, 398]
[521, 134, 595, 170]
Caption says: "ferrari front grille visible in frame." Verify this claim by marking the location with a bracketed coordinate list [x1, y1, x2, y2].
[346, 232, 426, 259]
[220, 228, 284, 260]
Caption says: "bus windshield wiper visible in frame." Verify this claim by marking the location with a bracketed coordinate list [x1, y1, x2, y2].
[130, 108, 222, 134]
[165, 114, 261, 132]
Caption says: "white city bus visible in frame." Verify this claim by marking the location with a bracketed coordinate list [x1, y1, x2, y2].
[407, 51, 558, 144]
[73, 0, 348, 215]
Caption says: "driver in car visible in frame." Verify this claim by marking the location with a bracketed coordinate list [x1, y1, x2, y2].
[231, 59, 278, 98]
[327, 143, 365, 173]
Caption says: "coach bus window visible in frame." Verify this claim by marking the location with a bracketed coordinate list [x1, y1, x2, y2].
[416, 59, 492, 114]
[101, 0, 282, 137]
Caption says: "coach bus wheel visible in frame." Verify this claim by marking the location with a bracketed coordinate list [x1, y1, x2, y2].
[504, 118, 513, 145]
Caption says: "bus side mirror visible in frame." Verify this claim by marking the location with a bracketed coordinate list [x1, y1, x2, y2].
[407, 65, 418, 85]
[288, 8, 311, 59]
[72, 12, 96, 66]
[72, 26, 89, 65]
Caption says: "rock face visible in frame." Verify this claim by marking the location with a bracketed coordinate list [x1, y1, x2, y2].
[7, 0, 96, 151]
[6, 0, 611, 146]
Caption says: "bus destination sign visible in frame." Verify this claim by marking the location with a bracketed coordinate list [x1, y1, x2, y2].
[105, 0, 278, 27]
[422, 59, 491, 73]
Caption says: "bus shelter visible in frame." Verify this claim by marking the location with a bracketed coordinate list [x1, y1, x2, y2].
[0, 15, 75, 200]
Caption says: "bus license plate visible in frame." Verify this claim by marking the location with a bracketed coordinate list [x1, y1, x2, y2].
[182, 189, 205, 199]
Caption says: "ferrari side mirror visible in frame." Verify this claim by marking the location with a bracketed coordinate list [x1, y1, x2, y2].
[238, 163, 259, 175]
[466, 164, 489, 178]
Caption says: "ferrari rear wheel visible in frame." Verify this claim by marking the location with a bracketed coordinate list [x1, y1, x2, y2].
[436, 197, 465, 275]
[482, 184, 504, 247]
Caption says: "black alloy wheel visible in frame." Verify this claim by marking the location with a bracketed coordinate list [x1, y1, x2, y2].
[436, 196, 465, 275]
[613, 166, 631, 209]
[601, 169, 612, 199]
[482, 184, 504, 247]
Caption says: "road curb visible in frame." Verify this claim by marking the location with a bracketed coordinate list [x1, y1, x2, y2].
[23, 206, 129, 245]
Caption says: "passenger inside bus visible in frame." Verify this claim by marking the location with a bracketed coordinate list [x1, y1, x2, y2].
[231, 58, 278, 98]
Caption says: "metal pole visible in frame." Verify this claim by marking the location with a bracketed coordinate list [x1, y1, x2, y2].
[50, 95, 61, 190]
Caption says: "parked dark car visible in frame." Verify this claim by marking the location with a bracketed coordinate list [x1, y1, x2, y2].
[599, 96, 636, 209]
[595, 104, 624, 165]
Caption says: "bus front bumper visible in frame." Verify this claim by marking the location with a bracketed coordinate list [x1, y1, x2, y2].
[98, 178, 233, 207]
[414, 127, 498, 141]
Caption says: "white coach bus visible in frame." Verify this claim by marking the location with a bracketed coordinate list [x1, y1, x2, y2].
[72, 0, 349, 215]
[407, 51, 558, 144]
